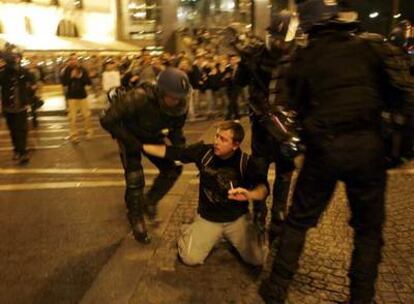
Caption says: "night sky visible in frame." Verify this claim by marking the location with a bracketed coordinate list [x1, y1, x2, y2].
[343, 0, 413, 35]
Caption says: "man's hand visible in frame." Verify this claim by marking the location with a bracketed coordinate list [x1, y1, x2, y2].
[228, 187, 250, 201]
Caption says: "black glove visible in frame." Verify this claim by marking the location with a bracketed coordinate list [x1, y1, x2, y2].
[107, 87, 125, 104]
[280, 136, 305, 159]
[253, 201, 267, 235]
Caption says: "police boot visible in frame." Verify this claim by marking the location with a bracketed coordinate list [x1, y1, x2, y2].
[253, 200, 267, 235]
[18, 152, 30, 165]
[269, 174, 292, 244]
[144, 195, 158, 220]
[128, 214, 151, 244]
[258, 277, 288, 304]
[124, 174, 151, 244]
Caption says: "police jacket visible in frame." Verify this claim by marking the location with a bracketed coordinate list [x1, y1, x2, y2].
[100, 84, 187, 153]
[287, 25, 414, 139]
[0, 64, 35, 113]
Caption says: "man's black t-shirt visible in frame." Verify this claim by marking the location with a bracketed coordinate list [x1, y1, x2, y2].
[166, 142, 268, 222]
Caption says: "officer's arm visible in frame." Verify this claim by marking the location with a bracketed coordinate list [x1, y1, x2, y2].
[167, 115, 187, 147]
[382, 44, 414, 115]
[144, 142, 206, 163]
[100, 89, 145, 152]
[363, 36, 414, 114]
[234, 61, 251, 87]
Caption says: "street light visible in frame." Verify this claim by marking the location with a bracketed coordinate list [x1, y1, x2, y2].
[369, 12, 379, 19]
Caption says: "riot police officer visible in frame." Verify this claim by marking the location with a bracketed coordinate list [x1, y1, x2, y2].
[259, 0, 414, 303]
[227, 10, 300, 243]
[0, 44, 36, 164]
[100, 67, 191, 244]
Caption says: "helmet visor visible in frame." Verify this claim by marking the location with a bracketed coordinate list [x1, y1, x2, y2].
[159, 92, 189, 117]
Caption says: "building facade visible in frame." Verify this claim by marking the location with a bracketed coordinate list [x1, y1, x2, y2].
[0, 0, 274, 51]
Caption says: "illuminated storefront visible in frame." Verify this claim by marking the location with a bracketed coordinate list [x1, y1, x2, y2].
[0, 0, 149, 51]
[0, 0, 271, 52]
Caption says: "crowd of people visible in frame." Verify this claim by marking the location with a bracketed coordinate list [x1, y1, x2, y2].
[2, 1, 414, 303]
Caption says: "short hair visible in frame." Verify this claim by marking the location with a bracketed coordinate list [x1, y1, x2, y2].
[217, 121, 245, 143]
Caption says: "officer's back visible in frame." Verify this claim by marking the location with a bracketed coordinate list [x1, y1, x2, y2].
[290, 28, 388, 138]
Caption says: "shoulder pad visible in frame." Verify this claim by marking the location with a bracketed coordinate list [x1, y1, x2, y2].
[357, 32, 385, 43]
[139, 82, 157, 99]
[357, 32, 406, 59]
[123, 87, 148, 109]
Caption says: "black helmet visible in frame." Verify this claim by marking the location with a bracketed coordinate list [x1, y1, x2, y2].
[297, 0, 339, 33]
[267, 10, 299, 42]
[157, 67, 191, 99]
[389, 20, 412, 50]
[266, 10, 299, 52]
[156, 67, 191, 116]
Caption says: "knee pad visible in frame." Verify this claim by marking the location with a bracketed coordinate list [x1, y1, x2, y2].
[278, 171, 293, 182]
[125, 170, 145, 216]
[126, 170, 145, 189]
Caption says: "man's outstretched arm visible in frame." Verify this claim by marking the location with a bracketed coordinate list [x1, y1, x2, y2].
[144, 141, 208, 163]
[143, 144, 167, 158]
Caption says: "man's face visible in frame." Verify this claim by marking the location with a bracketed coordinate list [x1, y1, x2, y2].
[214, 129, 239, 158]
[69, 56, 78, 67]
[230, 56, 238, 66]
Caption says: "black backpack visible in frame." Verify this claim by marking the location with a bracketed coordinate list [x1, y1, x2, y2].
[200, 148, 250, 179]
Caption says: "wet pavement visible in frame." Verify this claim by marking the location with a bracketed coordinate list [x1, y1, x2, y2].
[0, 93, 413, 303]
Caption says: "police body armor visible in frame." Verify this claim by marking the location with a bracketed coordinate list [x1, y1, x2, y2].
[226, 29, 304, 158]
[359, 32, 414, 167]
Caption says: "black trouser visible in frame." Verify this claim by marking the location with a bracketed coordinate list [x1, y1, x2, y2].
[225, 86, 241, 120]
[4, 111, 28, 154]
[251, 119, 295, 221]
[263, 130, 386, 303]
[31, 102, 38, 128]
[119, 143, 182, 220]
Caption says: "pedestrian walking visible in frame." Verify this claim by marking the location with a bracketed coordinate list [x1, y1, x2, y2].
[61, 53, 93, 143]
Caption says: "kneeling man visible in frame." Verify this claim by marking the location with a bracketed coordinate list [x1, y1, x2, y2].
[144, 121, 269, 266]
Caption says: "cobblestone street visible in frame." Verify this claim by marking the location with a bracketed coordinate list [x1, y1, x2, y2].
[122, 169, 414, 303]
[1, 113, 413, 304]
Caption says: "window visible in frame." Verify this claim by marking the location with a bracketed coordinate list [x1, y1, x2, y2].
[177, 0, 252, 29]
[128, 0, 161, 40]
